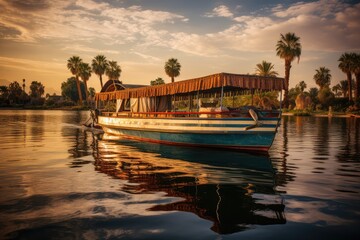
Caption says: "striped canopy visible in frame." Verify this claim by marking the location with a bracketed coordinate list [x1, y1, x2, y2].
[95, 72, 285, 101]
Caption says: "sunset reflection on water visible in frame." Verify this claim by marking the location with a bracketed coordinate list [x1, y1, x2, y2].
[0, 110, 359, 239]
[94, 135, 285, 234]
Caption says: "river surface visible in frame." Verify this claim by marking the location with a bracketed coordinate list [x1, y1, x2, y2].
[0, 110, 359, 239]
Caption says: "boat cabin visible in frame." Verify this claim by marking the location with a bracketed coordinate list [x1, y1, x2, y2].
[95, 73, 284, 119]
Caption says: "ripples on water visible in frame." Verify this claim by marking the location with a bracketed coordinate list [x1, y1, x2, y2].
[0, 110, 359, 239]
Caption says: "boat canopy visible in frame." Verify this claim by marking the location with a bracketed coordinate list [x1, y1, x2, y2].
[95, 72, 285, 101]
[100, 80, 148, 92]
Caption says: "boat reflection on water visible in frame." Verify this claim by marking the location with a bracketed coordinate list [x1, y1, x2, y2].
[94, 133, 286, 234]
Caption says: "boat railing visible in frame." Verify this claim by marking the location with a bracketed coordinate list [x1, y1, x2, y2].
[100, 109, 281, 119]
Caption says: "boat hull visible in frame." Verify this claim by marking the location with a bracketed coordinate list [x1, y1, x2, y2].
[99, 116, 280, 151]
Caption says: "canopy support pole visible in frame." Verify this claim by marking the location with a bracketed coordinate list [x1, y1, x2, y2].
[197, 91, 200, 111]
[220, 83, 224, 108]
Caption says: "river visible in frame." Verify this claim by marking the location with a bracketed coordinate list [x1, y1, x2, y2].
[0, 110, 359, 239]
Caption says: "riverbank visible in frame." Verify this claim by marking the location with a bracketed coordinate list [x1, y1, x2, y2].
[0, 106, 91, 111]
[282, 112, 360, 118]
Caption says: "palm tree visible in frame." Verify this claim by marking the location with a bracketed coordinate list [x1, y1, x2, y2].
[255, 61, 278, 77]
[351, 52, 360, 102]
[276, 32, 302, 108]
[8, 81, 23, 104]
[339, 80, 348, 98]
[338, 53, 353, 101]
[308, 87, 319, 105]
[151, 77, 165, 86]
[165, 58, 181, 83]
[296, 81, 307, 92]
[313, 67, 331, 90]
[79, 62, 92, 103]
[105, 61, 122, 90]
[29, 81, 45, 98]
[92, 55, 108, 89]
[67, 56, 83, 104]
[332, 84, 341, 97]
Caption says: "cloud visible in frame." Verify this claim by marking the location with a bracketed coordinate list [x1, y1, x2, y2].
[103, 0, 358, 57]
[270, 1, 360, 51]
[75, 0, 108, 10]
[0, 56, 63, 73]
[62, 44, 120, 55]
[335, 2, 360, 28]
[272, 0, 345, 18]
[0, 0, 359, 58]
[205, 5, 233, 18]
[132, 52, 162, 62]
[169, 32, 222, 56]
[180, 0, 360, 55]
[0, 0, 188, 46]
[7, 0, 50, 11]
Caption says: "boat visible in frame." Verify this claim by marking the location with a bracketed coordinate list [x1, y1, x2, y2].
[95, 72, 284, 152]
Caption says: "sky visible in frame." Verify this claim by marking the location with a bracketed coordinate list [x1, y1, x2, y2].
[0, 0, 359, 95]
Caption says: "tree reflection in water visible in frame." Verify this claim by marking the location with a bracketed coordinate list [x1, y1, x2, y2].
[93, 135, 286, 234]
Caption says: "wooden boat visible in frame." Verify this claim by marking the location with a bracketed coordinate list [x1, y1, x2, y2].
[95, 73, 284, 151]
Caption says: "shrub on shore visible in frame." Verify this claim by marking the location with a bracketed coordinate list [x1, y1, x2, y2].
[292, 109, 312, 116]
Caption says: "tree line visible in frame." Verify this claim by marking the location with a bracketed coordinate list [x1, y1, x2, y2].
[0, 80, 45, 106]
[215, 32, 359, 113]
[67, 55, 182, 105]
[1, 32, 359, 112]
[232, 32, 358, 112]
[67, 55, 122, 105]
[0, 56, 182, 108]
[65, 35, 357, 111]
[273, 32, 359, 111]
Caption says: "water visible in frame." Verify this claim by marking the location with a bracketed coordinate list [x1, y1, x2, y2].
[0, 110, 359, 239]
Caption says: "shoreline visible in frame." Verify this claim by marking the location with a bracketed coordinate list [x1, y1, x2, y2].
[282, 112, 360, 118]
[0, 107, 90, 111]
[1, 107, 359, 118]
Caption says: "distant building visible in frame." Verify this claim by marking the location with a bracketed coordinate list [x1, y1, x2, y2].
[46, 94, 63, 103]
